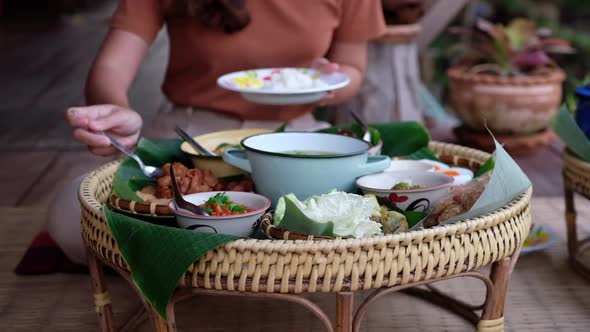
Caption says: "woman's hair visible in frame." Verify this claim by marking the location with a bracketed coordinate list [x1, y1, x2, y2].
[164, 0, 251, 33]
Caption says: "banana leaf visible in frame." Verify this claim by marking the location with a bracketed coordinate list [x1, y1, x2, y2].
[440, 136, 531, 225]
[376, 196, 428, 229]
[318, 121, 430, 157]
[405, 147, 440, 161]
[277, 195, 335, 236]
[104, 206, 239, 319]
[111, 138, 189, 202]
[552, 106, 590, 162]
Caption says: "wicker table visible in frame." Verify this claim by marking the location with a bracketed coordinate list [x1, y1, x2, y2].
[563, 151, 590, 280]
[79, 142, 531, 332]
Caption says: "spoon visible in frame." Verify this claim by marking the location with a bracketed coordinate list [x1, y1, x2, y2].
[169, 164, 209, 216]
[174, 126, 216, 157]
[103, 133, 164, 179]
[350, 111, 372, 144]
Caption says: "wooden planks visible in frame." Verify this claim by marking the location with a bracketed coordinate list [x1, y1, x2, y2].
[0, 3, 167, 150]
[0, 151, 58, 206]
[17, 150, 113, 207]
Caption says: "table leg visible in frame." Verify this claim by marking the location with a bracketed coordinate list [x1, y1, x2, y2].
[565, 185, 578, 257]
[478, 257, 511, 332]
[336, 292, 354, 332]
[87, 250, 116, 332]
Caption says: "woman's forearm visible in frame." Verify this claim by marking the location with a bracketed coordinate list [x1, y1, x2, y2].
[323, 40, 369, 106]
[84, 29, 151, 108]
[85, 64, 131, 108]
[324, 64, 363, 105]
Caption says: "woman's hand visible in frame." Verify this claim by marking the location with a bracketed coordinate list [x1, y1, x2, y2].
[65, 105, 142, 156]
[312, 58, 340, 105]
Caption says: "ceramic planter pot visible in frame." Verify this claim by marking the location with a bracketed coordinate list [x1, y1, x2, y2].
[448, 66, 566, 135]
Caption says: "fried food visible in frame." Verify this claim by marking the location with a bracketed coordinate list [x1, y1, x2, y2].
[424, 173, 491, 228]
[154, 162, 254, 199]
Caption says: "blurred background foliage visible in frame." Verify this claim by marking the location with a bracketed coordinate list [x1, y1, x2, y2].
[425, 0, 590, 106]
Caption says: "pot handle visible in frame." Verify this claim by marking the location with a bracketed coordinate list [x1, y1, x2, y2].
[356, 155, 391, 176]
[222, 148, 252, 173]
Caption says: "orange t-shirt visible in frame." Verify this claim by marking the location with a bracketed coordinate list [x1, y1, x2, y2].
[111, 0, 386, 121]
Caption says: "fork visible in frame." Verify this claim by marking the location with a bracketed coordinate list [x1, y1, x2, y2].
[169, 164, 209, 216]
[103, 133, 164, 179]
[350, 111, 372, 143]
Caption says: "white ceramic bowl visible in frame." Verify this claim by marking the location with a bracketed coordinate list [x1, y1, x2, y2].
[168, 191, 271, 237]
[384, 160, 435, 172]
[356, 171, 454, 212]
[217, 68, 350, 105]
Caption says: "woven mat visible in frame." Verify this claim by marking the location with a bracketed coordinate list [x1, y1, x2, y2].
[1, 197, 590, 331]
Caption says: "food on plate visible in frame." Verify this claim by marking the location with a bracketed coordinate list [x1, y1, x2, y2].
[523, 224, 551, 247]
[261, 68, 328, 90]
[417, 159, 475, 185]
[379, 207, 409, 234]
[417, 159, 449, 171]
[199, 192, 253, 216]
[273, 191, 410, 238]
[391, 182, 423, 190]
[424, 173, 491, 228]
[274, 191, 384, 238]
[438, 167, 474, 186]
[152, 162, 254, 200]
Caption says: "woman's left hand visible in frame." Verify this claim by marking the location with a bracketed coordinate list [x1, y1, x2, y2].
[311, 58, 340, 105]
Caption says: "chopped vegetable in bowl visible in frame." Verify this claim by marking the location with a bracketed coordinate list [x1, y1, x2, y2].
[391, 182, 423, 190]
[200, 193, 253, 216]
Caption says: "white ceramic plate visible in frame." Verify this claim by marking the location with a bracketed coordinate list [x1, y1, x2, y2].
[217, 68, 350, 105]
[520, 224, 558, 255]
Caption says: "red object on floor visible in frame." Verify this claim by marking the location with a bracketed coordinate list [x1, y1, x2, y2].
[14, 232, 88, 275]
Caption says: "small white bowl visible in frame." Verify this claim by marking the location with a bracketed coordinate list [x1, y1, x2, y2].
[168, 191, 271, 237]
[384, 160, 435, 172]
[356, 171, 454, 212]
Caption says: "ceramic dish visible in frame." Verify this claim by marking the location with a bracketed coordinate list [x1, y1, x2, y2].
[356, 170, 454, 212]
[180, 128, 271, 178]
[169, 191, 271, 237]
[417, 159, 474, 185]
[384, 160, 434, 172]
[217, 68, 350, 105]
[520, 223, 558, 255]
[223, 132, 390, 206]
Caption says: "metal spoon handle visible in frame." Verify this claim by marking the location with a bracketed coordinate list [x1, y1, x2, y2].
[170, 165, 209, 216]
[174, 126, 216, 156]
[103, 133, 146, 169]
[350, 111, 368, 132]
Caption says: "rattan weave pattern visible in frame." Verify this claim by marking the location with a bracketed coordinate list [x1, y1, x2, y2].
[563, 150, 590, 199]
[80, 142, 531, 294]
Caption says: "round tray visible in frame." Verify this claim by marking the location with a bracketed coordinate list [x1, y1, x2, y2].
[80, 141, 531, 293]
[108, 193, 173, 218]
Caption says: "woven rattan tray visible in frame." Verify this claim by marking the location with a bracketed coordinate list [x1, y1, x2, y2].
[80, 141, 531, 294]
[563, 150, 590, 198]
[108, 193, 173, 218]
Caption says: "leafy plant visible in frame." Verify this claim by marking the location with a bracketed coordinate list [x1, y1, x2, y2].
[451, 18, 574, 76]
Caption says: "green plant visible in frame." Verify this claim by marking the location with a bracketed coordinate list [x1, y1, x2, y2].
[451, 18, 574, 76]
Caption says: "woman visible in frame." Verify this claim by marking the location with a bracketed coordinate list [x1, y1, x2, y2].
[53, 0, 386, 264]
